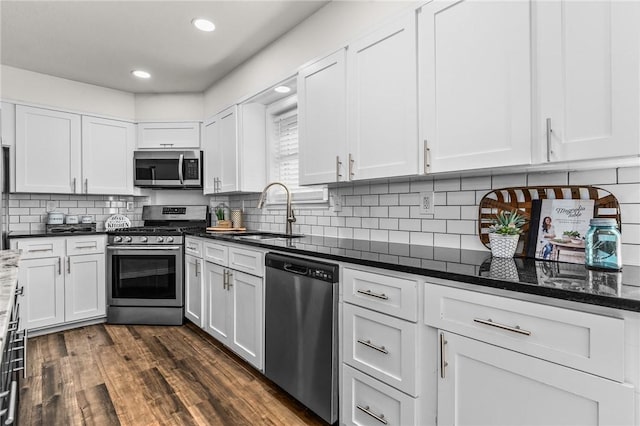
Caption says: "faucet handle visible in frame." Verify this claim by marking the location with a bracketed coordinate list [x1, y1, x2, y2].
[289, 208, 296, 223]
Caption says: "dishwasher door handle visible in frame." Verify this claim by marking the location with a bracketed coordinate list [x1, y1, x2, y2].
[283, 263, 308, 276]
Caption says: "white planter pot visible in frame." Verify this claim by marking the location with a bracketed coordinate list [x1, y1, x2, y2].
[489, 233, 520, 258]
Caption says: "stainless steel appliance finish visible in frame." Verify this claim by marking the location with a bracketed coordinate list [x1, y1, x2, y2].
[134, 150, 202, 189]
[107, 205, 208, 325]
[264, 253, 339, 424]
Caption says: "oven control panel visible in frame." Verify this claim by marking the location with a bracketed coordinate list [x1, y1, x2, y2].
[108, 235, 183, 245]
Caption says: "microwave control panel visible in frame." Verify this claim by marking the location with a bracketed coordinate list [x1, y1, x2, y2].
[184, 159, 200, 179]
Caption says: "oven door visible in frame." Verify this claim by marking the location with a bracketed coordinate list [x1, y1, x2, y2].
[107, 245, 183, 307]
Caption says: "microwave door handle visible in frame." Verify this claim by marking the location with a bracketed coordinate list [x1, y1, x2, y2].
[150, 166, 156, 183]
[178, 154, 184, 184]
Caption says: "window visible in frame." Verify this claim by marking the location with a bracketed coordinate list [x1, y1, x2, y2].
[266, 95, 327, 205]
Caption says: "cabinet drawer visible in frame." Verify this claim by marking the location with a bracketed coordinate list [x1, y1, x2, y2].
[343, 267, 418, 321]
[425, 284, 624, 381]
[343, 303, 417, 396]
[342, 364, 416, 426]
[228, 246, 264, 277]
[13, 238, 64, 259]
[204, 242, 228, 265]
[185, 238, 203, 257]
[66, 235, 105, 255]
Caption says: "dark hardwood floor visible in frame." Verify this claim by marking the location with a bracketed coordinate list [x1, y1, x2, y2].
[18, 322, 328, 425]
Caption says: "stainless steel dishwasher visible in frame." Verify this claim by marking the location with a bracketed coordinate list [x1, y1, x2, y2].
[265, 253, 339, 424]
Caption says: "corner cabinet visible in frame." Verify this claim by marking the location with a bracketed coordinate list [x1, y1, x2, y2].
[203, 104, 266, 194]
[418, 0, 532, 173]
[10, 235, 107, 333]
[15, 105, 135, 195]
[535, 0, 640, 162]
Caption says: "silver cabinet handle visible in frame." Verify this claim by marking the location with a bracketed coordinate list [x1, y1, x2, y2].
[15, 287, 24, 297]
[195, 260, 200, 277]
[356, 405, 388, 425]
[357, 338, 388, 354]
[424, 140, 431, 174]
[473, 318, 531, 336]
[357, 289, 388, 300]
[348, 153, 354, 180]
[26, 248, 52, 253]
[160, 143, 174, 148]
[440, 332, 448, 379]
[226, 271, 233, 289]
[85, 178, 88, 193]
[223, 269, 228, 289]
[58, 257, 62, 275]
[336, 155, 342, 181]
[4, 380, 17, 424]
[546, 118, 553, 162]
[23, 328, 28, 379]
[66, 257, 71, 274]
[73, 177, 77, 193]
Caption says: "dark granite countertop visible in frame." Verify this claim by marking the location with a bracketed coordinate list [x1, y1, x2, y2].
[8, 231, 108, 239]
[188, 231, 640, 313]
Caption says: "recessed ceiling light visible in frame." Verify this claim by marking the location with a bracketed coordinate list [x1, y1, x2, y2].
[274, 86, 291, 94]
[192, 18, 215, 32]
[131, 70, 151, 79]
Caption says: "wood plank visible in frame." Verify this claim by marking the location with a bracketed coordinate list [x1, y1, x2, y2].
[76, 383, 121, 426]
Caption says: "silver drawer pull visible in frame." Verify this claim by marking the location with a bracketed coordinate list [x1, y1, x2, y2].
[357, 289, 389, 300]
[473, 318, 531, 336]
[356, 405, 388, 425]
[357, 339, 388, 354]
[27, 248, 52, 253]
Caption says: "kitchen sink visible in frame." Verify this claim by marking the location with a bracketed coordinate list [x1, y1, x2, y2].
[233, 232, 304, 241]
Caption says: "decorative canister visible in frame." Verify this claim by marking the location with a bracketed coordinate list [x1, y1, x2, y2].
[65, 215, 79, 224]
[231, 209, 243, 228]
[585, 218, 622, 271]
[81, 215, 93, 224]
[47, 212, 65, 225]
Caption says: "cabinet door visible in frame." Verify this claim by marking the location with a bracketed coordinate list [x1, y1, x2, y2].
[16, 105, 81, 193]
[184, 254, 204, 327]
[438, 332, 634, 426]
[19, 257, 65, 330]
[82, 116, 135, 195]
[65, 253, 106, 322]
[202, 117, 219, 195]
[218, 107, 238, 193]
[229, 270, 263, 370]
[137, 122, 200, 149]
[347, 12, 418, 180]
[536, 1, 640, 162]
[419, 0, 531, 173]
[298, 49, 347, 185]
[204, 262, 229, 345]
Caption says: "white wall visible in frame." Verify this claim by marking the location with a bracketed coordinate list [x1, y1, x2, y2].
[203, 1, 416, 117]
[134, 93, 204, 121]
[0, 65, 136, 120]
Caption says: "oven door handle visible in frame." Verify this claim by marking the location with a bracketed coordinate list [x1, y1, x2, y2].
[107, 246, 182, 251]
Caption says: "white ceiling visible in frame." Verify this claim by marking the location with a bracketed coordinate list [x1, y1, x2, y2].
[0, 0, 329, 94]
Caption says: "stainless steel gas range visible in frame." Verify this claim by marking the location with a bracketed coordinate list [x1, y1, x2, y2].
[106, 205, 208, 325]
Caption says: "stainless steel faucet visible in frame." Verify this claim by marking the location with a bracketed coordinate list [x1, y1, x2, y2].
[257, 182, 296, 235]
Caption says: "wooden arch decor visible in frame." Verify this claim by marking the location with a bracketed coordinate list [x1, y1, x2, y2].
[478, 186, 621, 257]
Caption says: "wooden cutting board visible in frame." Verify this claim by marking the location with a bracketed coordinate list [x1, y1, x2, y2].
[206, 227, 247, 232]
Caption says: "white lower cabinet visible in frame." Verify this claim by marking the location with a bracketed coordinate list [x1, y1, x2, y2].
[437, 331, 634, 426]
[184, 253, 204, 327]
[200, 240, 264, 370]
[11, 235, 106, 332]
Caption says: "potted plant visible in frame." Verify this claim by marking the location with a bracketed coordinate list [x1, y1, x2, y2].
[488, 210, 526, 258]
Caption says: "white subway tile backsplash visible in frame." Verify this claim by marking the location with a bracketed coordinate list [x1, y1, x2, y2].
[434, 206, 461, 220]
[353, 184, 370, 195]
[621, 205, 640, 224]
[353, 228, 370, 240]
[370, 229, 389, 242]
[344, 196, 362, 206]
[410, 232, 433, 246]
[434, 178, 461, 192]
[338, 227, 354, 239]
[19, 200, 40, 208]
[324, 227, 338, 237]
[370, 183, 389, 194]
[461, 235, 489, 252]
[622, 244, 639, 267]
[434, 192, 447, 206]
[461, 206, 478, 220]
[331, 216, 346, 227]
[362, 217, 379, 229]
[389, 231, 410, 244]
[422, 219, 447, 233]
[370, 207, 389, 218]
[389, 206, 410, 218]
[622, 224, 640, 245]
[361, 195, 379, 206]
[389, 181, 410, 193]
[447, 220, 476, 235]
[447, 191, 476, 206]
[379, 218, 399, 230]
[410, 179, 434, 192]
[461, 176, 491, 190]
[602, 183, 640, 204]
[618, 166, 640, 184]
[399, 218, 421, 232]
[569, 169, 617, 185]
[434, 233, 461, 249]
[352, 207, 370, 217]
[379, 194, 399, 206]
[346, 217, 362, 228]
[527, 172, 569, 186]
[399, 193, 419, 206]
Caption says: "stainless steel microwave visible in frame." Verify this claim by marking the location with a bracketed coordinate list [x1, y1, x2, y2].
[133, 150, 202, 189]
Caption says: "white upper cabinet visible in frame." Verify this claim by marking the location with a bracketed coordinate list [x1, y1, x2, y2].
[16, 105, 82, 193]
[419, 0, 532, 174]
[535, 0, 640, 162]
[82, 116, 135, 195]
[136, 122, 201, 149]
[298, 48, 347, 185]
[347, 12, 418, 181]
[203, 104, 266, 194]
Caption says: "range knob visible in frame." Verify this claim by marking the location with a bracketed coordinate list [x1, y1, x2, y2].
[114, 236, 122, 243]
[125, 236, 132, 243]
[140, 236, 148, 243]
[157, 236, 164, 243]
[167, 237, 174, 243]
